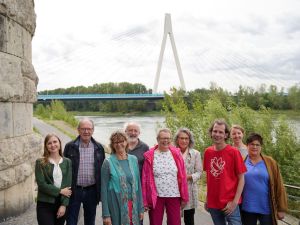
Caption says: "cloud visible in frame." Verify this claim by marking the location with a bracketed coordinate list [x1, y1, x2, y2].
[33, 0, 300, 93]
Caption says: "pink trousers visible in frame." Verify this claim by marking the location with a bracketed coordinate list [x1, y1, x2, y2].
[149, 197, 181, 225]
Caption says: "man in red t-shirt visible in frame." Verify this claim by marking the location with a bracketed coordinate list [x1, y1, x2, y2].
[203, 119, 246, 225]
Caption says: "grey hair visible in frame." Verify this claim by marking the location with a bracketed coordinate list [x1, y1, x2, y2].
[123, 122, 141, 132]
[174, 128, 195, 148]
[156, 128, 172, 141]
[77, 118, 94, 129]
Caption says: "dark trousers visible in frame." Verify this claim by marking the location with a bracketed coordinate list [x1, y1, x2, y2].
[183, 208, 195, 225]
[66, 185, 97, 225]
[36, 200, 66, 225]
[241, 210, 273, 225]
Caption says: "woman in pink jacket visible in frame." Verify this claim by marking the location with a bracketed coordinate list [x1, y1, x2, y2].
[142, 128, 189, 225]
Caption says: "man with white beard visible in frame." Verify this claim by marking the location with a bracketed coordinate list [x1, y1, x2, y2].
[124, 122, 149, 178]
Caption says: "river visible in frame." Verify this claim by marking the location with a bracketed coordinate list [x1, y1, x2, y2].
[76, 115, 165, 147]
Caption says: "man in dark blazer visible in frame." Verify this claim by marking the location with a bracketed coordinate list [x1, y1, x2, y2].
[64, 118, 105, 225]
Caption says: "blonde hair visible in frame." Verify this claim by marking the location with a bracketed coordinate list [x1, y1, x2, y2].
[230, 124, 245, 134]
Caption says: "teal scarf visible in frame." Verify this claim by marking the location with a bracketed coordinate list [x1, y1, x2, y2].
[108, 154, 140, 225]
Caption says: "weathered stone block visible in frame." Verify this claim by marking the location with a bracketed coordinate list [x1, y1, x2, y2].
[0, 168, 15, 190]
[0, 191, 4, 220]
[1, 174, 35, 221]
[21, 60, 37, 83]
[0, 53, 23, 101]
[12, 103, 32, 136]
[6, 18, 23, 57]
[0, 0, 36, 35]
[0, 134, 42, 173]
[0, 14, 7, 52]
[0, 102, 13, 139]
[22, 28, 32, 61]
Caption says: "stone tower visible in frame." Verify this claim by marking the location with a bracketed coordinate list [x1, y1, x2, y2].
[0, 0, 42, 221]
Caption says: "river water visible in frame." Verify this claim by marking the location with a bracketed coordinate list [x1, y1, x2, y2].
[76, 115, 300, 148]
[76, 115, 165, 147]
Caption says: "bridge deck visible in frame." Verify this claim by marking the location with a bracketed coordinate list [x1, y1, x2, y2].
[37, 93, 165, 101]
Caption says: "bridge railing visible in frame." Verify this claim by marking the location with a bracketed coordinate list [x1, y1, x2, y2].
[37, 93, 165, 101]
[282, 184, 300, 224]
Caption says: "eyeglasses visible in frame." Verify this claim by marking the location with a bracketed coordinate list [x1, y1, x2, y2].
[249, 143, 261, 147]
[178, 137, 189, 140]
[159, 137, 171, 141]
[79, 128, 93, 132]
[113, 140, 125, 144]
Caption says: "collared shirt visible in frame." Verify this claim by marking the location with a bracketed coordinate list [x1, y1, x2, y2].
[77, 141, 95, 186]
[49, 157, 63, 188]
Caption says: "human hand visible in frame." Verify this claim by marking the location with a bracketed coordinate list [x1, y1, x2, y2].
[222, 201, 237, 215]
[204, 202, 209, 212]
[60, 187, 72, 197]
[186, 174, 193, 181]
[103, 217, 112, 225]
[277, 211, 285, 220]
[139, 213, 144, 220]
[144, 206, 150, 212]
[181, 201, 187, 209]
[56, 205, 66, 218]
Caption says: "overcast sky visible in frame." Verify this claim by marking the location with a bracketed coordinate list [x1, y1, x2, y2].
[32, 0, 300, 93]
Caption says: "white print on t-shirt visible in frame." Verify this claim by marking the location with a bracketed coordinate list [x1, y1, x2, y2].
[210, 157, 225, 177]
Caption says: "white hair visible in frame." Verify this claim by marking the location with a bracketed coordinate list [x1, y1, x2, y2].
[124, 122, 141, 132]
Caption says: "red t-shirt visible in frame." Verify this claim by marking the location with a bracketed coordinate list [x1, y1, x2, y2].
[203, 144, 247, 209]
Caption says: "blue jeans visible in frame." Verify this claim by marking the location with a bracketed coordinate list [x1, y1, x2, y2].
[208, 206, 242, 225]
[241, 210, 273, 225]
[66, 185, 98, 225]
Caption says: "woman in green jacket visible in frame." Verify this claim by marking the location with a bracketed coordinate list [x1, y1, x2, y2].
[101, 131, 144, 225]
[35, 134, 72, 225]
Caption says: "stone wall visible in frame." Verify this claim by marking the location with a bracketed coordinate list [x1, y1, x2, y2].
[0, 0, 42, 221]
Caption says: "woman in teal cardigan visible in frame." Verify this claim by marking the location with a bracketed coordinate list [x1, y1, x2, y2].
[101, 131, 144, 225]
[35, 134, 72, 225]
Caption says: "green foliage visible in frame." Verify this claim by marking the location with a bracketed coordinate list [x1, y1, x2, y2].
[34, 101, 78, 127]
[38, 82, 161, 113]
[163, 88, 300, 193]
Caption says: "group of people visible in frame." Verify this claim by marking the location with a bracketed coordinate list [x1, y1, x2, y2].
[35, 117, 288, 225]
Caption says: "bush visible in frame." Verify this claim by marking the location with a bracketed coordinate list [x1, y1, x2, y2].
[34, 101, 78, 128]
[163, 89, 300, 217]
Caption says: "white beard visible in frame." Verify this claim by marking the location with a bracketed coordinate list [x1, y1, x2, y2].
[127, 136, 138, 143]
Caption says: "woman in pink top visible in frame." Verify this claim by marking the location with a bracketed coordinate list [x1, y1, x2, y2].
[142, 128, 189, 225]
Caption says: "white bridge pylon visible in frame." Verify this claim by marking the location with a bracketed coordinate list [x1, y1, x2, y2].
[153, 13, 186, 93]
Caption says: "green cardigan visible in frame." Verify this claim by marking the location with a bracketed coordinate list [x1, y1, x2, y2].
[35, 157, 72, 206]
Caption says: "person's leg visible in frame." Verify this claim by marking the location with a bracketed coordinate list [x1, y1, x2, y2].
[149, 197, 165, 225]
[82, 186, 98, 225]
[183, 208, 195, 225]
[225, 206, 242, 225]
[241, 210, 258, 225]
[165, 197, 181, 225]
[258, 213, 273, 225]
[66, 188, 83, 225]
[36, 201, 56, 225]
[208, 208, 227, 225]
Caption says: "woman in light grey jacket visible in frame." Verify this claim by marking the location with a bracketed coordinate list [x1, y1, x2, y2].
[174, 128, 202, 225]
